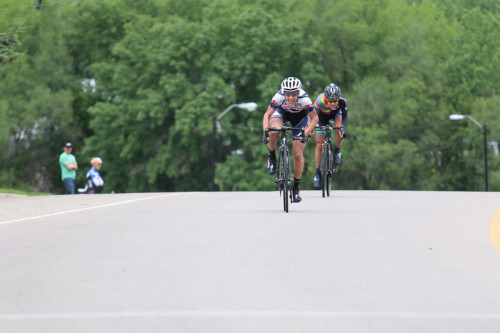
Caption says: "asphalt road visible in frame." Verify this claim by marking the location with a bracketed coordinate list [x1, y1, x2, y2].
[1, 190, 499, 333]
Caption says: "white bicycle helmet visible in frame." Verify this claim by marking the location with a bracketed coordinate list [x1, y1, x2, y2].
[281, 77, 302, 92]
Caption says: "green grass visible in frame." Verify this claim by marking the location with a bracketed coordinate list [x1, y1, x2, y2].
[0, 188, 52, 196]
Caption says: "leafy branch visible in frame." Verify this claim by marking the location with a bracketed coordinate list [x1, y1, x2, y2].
[0, 23, 24, 65]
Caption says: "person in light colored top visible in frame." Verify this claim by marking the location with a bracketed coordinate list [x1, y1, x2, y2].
[59, 142, 78, 194]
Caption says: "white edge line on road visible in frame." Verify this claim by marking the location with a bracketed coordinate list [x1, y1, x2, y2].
[0, 193, 181, 226]
[1, 311, 500, 320]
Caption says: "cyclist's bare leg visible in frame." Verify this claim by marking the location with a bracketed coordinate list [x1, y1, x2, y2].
[315, 133, 326, 168]
[267, 118, 284, 151]
[292, 140, 306, 179]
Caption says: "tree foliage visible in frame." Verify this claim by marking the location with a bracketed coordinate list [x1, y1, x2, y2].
[0, 0, 498, 193]
[0, 23, 23, 64]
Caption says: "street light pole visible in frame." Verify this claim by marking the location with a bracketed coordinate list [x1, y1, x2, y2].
[482, 124, 488, 192]
[211, 115, 217, 192]
[449, 114, 488, 191]
[211, 102, 258, 191]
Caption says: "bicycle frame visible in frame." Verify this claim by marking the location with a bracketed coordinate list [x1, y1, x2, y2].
[316, 123, 342, 197]
[265, 126, 305, 212]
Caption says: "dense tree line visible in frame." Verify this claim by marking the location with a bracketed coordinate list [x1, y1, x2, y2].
[0, 0, 498, 193]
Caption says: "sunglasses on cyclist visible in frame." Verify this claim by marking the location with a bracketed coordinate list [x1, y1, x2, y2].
[327, 98, 339, 103]
[284, 91, 299, 97]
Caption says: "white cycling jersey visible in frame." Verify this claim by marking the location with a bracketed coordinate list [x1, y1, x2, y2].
[270, 89, 314, 114]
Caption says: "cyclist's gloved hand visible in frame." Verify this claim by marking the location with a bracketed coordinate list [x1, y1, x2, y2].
[299, 130, 308, 143]
[261, 133, 269, 144]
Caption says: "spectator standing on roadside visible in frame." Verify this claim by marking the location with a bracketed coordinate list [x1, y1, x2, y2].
[59, 142, 78, 194]
[84, 157, 104, 194]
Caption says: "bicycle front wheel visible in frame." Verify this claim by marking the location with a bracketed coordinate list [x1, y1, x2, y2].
[320, 144, 329, 198]
[326, 145, 333, 197]
[281, 147, 289, 212]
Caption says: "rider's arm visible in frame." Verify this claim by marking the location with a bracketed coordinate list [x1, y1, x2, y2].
[341, 100, 348, 136]
[89, 169, 104, 187]
[262, 105, 275, 131]
[305, 109, 319, 137]
[92, 175, 104, 187]
[64, 161, 77, 170]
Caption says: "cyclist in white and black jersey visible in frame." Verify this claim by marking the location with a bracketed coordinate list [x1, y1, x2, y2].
[262, 77, 319, 202]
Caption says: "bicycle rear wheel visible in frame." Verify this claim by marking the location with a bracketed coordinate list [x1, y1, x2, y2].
[281, 147, 289, 212]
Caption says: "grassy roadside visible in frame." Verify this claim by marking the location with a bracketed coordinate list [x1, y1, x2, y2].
[0, 188, 52, 196]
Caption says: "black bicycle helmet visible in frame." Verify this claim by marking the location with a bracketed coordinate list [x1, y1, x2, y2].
[324, 83, 341, 99]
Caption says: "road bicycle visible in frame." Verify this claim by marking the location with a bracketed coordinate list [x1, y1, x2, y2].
[263, 126, 306, 212]
[316, 123, 343, 197]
